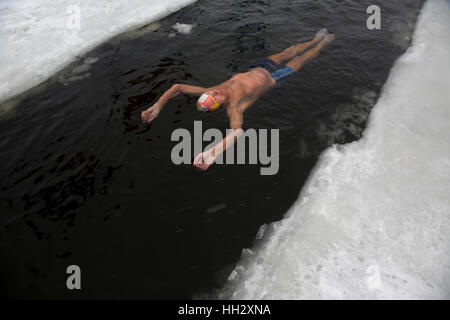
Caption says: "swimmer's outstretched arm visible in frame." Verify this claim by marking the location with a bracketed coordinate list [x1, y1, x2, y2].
[141, 84, 210, 123]
[193, 108, 244, 171]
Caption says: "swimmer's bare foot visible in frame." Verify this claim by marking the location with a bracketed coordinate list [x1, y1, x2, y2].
[318, 34, 335, 49]
[314, 28, 328, 41]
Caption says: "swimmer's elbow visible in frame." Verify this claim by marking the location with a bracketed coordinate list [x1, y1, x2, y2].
[170, 84, 184, 97]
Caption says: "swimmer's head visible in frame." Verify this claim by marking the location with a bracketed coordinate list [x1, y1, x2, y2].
[196, 89, 227, 112]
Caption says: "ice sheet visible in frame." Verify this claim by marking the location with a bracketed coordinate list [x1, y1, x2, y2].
[0, 0, 197, 103]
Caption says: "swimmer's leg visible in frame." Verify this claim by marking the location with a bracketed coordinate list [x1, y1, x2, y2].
[285, 34, 335, 72]
[268, 28, 328, 65]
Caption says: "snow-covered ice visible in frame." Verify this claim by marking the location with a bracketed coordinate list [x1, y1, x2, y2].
[0, 0, 197, 104]
[219, 0, 450, 299]
[172, 22, 195, 34]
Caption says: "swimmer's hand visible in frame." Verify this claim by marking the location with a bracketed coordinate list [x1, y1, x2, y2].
[141, 104, 161, 123]
[193, 150, 215, 171]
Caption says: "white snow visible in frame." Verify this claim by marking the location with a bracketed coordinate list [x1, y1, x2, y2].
[220, 0, 450, 299]
[58, 56, 98, 86]
[0, 0, 197, 104]
[172, 22, 195, 34]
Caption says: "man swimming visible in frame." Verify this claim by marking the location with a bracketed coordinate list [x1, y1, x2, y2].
[141, 29, 335, 170]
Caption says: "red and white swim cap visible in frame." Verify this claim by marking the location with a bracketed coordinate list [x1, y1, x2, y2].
[196, 93, 221, 112]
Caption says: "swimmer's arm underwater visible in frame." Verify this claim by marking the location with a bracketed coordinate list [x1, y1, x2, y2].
[141, 84, 211, 123]
[193, 107, 244, 171]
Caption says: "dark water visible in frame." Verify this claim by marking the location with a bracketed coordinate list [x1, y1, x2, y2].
[0, 0, 423, 299]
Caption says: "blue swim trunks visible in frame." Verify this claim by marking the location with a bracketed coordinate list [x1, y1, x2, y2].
[248, 58, 295, 86]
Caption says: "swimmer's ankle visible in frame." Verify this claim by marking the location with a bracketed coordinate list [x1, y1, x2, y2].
[318, 34, 335, 49]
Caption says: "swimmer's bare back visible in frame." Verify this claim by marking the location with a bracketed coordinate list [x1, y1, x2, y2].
[141, 30, 335, 171]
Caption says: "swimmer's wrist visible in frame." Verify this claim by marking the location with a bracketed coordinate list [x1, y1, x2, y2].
[204, 149, 216, 164]
[203, 148, 214, 158]
[154, 102, 162, 111]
